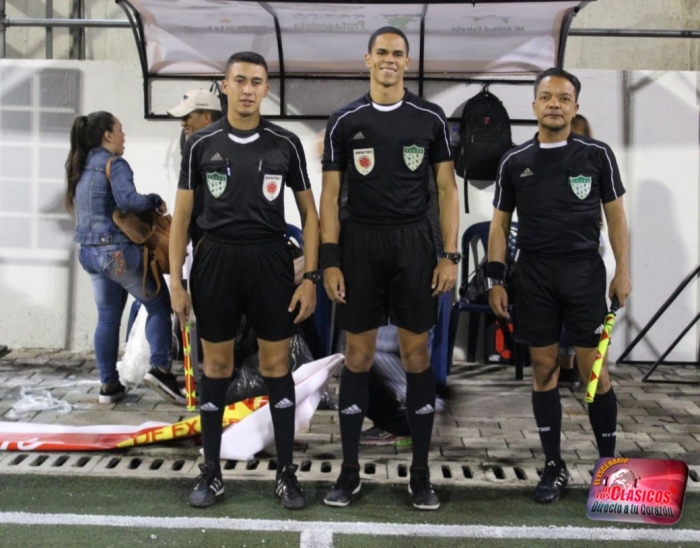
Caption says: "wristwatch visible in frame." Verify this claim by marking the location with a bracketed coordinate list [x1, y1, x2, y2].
[485, 277, 503, 290]
[302, 271, 321, 284]
[439, 251, 462, 265]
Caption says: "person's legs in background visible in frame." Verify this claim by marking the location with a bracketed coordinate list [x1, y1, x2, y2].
[557, 327, 580, 389]
[111, 244, 183, 404]
[79, 245, 130, 403]
[362, 325, 411, 445]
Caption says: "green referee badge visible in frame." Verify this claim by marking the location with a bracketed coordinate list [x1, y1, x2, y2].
[403, 145, 425, 171]
[569, 174, 592, 200]
[206, 171, 227, 198]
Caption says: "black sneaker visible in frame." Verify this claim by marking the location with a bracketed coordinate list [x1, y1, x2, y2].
[188, 462, 224, 508]
[144, 367, 186, 405]
[324, 465, 361, 507]
[534, 459, 570, 503]
[275, 463, 307, 509]
[557, 368, 581, 389]
[408, 467, 440, 510]
[98, 382, 126, 404]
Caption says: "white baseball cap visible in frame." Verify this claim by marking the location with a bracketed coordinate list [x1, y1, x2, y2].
[167, 89, 221, 117]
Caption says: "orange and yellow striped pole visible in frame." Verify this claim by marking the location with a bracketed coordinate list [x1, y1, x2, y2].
[585, 296, 620, 403]
[182, 323, 197, 411]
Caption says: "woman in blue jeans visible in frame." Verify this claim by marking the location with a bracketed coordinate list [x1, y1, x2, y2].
[65, 111, 185, 405]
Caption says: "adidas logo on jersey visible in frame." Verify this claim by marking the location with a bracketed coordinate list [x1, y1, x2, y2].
[594, 324, 604, 335]
[520, 167, 534, 178]
[210, 152, 223, 161]
[352, 131, 366, 140]
[200, 402, 219, 412]
[415, 404, 435, 415]
[340, 404, 362, 415]
[275, 398, 294, 409]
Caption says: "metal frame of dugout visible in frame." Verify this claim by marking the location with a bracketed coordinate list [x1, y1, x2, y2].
[616, 265, 700, 384]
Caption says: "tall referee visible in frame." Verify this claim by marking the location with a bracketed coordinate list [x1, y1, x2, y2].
[320, 26, 460, 511]
[169, 52, 320, 510]
[487, 68, 632, 504]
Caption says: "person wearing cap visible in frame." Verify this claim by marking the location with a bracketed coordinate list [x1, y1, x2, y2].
[168, 89, 223, 140]
[168, 89, 223, 250]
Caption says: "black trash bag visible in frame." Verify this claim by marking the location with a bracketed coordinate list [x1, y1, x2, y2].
[225, 353, 266, 404]
[225, 332, 316, 405]
[289, 330, 314, 372]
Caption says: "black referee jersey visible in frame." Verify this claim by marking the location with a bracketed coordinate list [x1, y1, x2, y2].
[322, 89, 452, 220]
[493, 132, 625, 256]
[179, 116, 311, 241]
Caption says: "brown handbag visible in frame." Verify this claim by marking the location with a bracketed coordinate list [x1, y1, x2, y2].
[105, 157, 171, 298]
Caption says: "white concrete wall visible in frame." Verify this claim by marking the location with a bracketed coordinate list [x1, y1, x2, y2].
[0, 59, 697, 363]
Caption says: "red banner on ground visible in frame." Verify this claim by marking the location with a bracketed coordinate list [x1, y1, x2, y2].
[0, 397, 267, 452]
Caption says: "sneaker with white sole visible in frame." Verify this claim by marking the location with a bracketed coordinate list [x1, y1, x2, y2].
[98, 382, 126, 404]
[144, 367, 186, 405]
[409, 467, 440, 510]
[324, 465, 361, 507]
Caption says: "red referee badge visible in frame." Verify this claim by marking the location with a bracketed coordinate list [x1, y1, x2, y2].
[587, 457, 688, 525]
[353, 148, 374, 175]
[263, 174, 283, 201]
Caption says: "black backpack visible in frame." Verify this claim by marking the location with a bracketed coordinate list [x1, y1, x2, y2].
[455, 88, 512, 182]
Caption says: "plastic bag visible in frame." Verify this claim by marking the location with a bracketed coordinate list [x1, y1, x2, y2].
[225, 332, 316, 405]
[7, 387, 72, 420]
[117, 305, 151, 387]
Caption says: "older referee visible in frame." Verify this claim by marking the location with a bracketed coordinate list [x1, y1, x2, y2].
[487, 67, 632, 504]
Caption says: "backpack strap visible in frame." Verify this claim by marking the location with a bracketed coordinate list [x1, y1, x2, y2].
[141, 248, 162, 298]
[105, 156, 116, 181]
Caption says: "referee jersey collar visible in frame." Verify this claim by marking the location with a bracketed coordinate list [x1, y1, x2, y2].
[534, 131, 575, 150]
[364, 89, 410, 112]
[222, 116, 265, 144]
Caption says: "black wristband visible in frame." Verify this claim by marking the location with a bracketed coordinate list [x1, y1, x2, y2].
[486, 261, 506, 281]
[320, 243, 341, 269]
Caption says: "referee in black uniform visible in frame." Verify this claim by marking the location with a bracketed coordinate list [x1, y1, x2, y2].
[319, 26, 460, 511]
[488, 68, 632, 504]
[169, 52, 320, 510]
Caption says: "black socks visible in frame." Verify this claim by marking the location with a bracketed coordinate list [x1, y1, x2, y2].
[337, 367, 369, 467]
[262, 371, 296, 469]
[588, 387, 618, 458]
[199, 374, 229, 472]
[406, 367, 436, 469]
[532, 388, 562, 463]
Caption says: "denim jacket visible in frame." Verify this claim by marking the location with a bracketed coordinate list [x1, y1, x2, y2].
[74, 147, 162, 245]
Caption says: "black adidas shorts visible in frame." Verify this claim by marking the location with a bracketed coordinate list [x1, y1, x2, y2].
[336, 218, 437, 334]
[190, 236, 296, 343]
[514, 252, 607, 348]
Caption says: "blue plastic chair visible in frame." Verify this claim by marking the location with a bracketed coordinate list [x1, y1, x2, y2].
[446, 221, 527, 380]
[285, 224, 336, 357]
[430, 292, 452, 387]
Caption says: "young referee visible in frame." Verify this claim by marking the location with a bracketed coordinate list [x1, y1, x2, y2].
[169, 51, 320, 510]
[319, 26, 460, 511]
[487, 68, 632, 504]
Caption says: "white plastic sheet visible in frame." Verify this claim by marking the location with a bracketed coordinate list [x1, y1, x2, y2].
[219, 353, 344, 460]
[7, 387, 72, 420]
